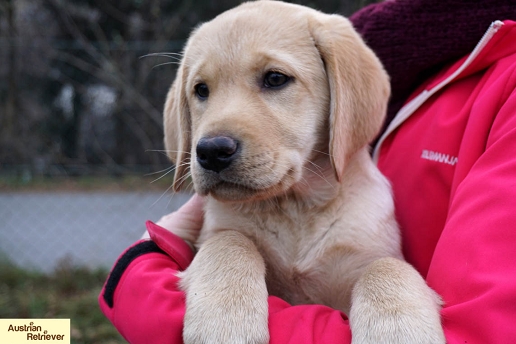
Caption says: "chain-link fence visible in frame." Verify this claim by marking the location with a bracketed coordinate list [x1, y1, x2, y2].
[0, 190, 191, 273]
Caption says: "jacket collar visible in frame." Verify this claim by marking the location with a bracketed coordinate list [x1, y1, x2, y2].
[373, 20, 516, 163]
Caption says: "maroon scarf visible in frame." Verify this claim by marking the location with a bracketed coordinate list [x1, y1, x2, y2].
[350, 0, 516, 130]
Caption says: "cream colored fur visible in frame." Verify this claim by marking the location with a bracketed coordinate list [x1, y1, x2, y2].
[164, 1, 445, 343]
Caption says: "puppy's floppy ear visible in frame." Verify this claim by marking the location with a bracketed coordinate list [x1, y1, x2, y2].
[308, 13, 390, 181]
[163, 64, 192, 191]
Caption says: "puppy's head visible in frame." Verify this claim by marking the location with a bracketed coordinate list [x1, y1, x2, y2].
[164, 1, 390, 202]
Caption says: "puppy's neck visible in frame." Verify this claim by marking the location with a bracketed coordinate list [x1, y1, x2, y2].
[259, 149, 377, 211]
[290, 154, 340, 208]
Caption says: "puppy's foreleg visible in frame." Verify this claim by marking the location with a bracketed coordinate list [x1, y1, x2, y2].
[178, 230, 269, 344]
[350, 257, 445, 344]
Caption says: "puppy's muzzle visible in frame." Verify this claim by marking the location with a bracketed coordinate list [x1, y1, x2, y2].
[196, 136, 240, 173]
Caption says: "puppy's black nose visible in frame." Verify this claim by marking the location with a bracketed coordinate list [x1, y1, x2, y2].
[196, 136, 239, 173]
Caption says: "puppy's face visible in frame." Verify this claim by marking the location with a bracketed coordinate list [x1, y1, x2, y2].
[184, 6, 329, 202]
[165, 1, 390, 202]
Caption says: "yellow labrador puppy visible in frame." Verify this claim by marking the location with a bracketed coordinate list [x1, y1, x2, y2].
[164, 1, 445, 343]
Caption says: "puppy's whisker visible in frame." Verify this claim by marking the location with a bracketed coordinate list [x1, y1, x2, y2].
[150, 182, 176, 209]
[139, 52, 183, 60]
[174, 161, 192, 170]
[311, 149, 332, 157]
[145, 149, 192, 159]
[303, 164, 332, 184]
[302, 165, 335, 189]
[305, 160, 325, 174]
[167, 151, 192, 156]
[185, 180, 195, 190]
[150, 166, 177, 184]
[146, 150, 170, 158]
[145, 165, 175, 176]
[152, 61, 181, 69]
[146, 149, 192, 155]
[175, 170, 193, 188]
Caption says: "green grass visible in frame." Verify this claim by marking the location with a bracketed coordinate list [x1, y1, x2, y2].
[0, 259, 126, 344]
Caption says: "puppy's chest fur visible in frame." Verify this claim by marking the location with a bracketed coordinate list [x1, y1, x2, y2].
[198, 161, 401, 313]
[202, 201, 336, 302]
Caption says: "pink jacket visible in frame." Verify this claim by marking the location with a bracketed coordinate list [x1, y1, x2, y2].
[99, 20, 516, 343]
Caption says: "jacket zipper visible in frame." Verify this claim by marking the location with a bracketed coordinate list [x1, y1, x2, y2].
[372, 21, 505, 164]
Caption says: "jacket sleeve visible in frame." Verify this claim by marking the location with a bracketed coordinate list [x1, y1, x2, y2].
[426, 85, 516, 343]
[99, 221, 352, 344]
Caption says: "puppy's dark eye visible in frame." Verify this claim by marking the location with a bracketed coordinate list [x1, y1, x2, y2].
[194, 83, 209, 99]
[263, 72, 290, 88]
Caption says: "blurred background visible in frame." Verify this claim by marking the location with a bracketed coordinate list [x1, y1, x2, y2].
[0, 0, 375, 342]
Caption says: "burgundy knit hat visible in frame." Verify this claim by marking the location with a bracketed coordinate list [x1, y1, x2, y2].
[350, 0, 516, 128]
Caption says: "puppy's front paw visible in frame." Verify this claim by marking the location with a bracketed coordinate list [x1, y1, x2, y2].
[350, 257, 445, 344]
[179, 230, 269, 344]
[181, 291, 269, 344]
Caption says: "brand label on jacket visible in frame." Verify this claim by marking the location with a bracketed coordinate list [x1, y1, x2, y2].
[421, 149, 458, 166]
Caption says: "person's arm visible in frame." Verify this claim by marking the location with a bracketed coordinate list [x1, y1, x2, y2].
[99, 221, 196, 343]
[425, 88, 516, 343]
[99, 198, 352, 344]
[375, 48, 516, 342]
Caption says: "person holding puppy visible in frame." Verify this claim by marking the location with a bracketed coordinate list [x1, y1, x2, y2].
[99, 0, 516, 342]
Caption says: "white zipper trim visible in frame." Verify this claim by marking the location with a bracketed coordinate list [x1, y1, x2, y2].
[372, 20, 505, 164]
